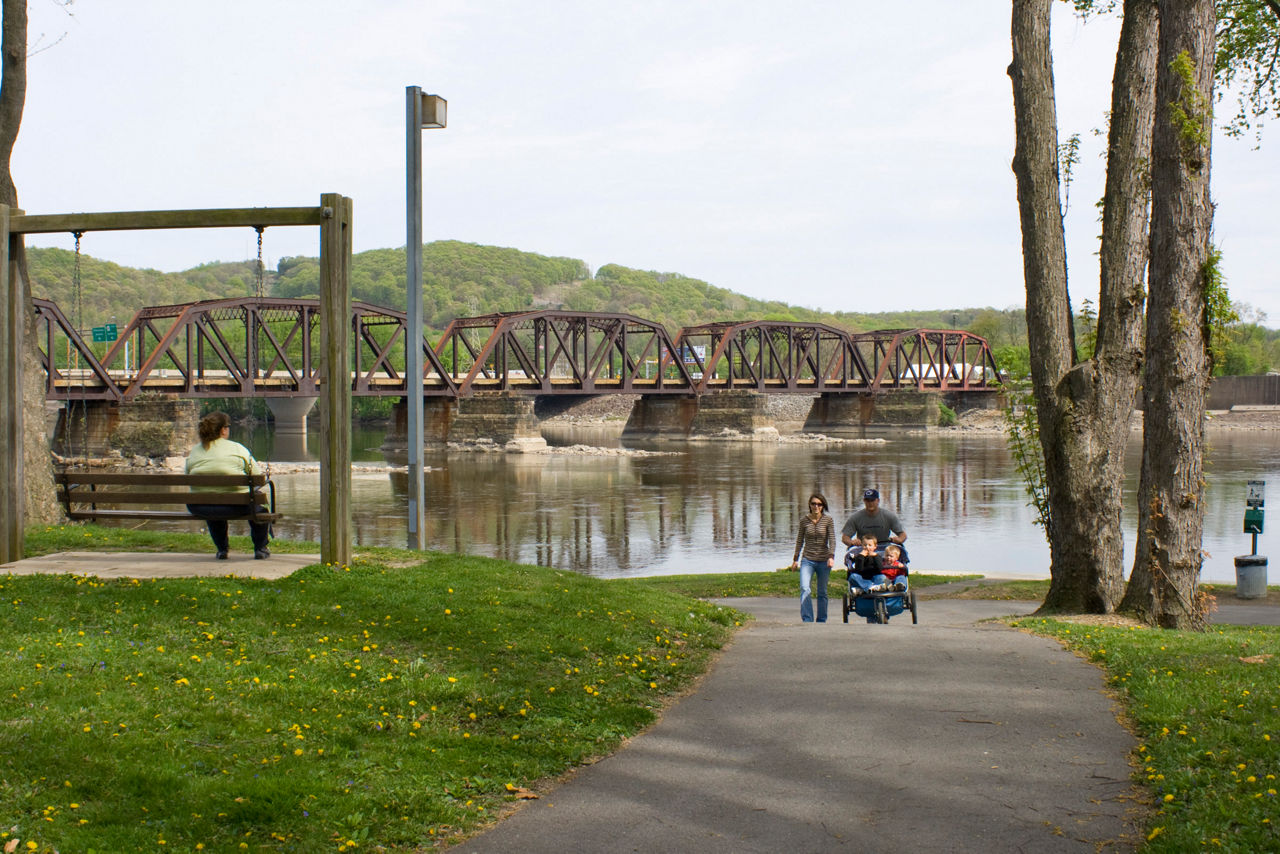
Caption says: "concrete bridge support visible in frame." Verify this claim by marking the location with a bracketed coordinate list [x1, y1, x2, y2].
[623, 391, 777, 438]
[381, 397, 456, 464]
[689, 390, 776, 436]
[804, 390, 944, 433]
[449, 393, 546, 451]
[622, 396, 698, 438]
[53, 396, 200, 460]
[266, 396, 318, 437]
[265, 397, 318, 460]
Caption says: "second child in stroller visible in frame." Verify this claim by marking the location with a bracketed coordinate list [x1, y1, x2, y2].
[846, 537, 908, 596]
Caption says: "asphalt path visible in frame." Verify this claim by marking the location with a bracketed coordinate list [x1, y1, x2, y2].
[456, 597, 1146, 853]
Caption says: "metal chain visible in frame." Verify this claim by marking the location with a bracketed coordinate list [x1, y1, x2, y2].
[252, 226, 271, 479]
[71, 232, 88, 463]
[254, 226, 266, 300]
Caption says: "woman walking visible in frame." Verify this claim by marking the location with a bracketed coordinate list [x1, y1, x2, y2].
[790, 492, 836, 622]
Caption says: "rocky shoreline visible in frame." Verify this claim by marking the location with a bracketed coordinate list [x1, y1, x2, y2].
[542, 395, 1280, 434]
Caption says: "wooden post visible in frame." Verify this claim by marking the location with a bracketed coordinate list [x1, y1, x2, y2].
[318, 194, 353, 566]
[0, 205, 23, 563]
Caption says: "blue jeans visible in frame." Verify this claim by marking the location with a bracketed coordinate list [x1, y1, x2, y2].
[799, 558, 832, 622]
[850, 573, 888, 593]
[187, 503, 271, 553]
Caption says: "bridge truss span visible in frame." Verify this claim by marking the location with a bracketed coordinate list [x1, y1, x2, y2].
[852, 328, 1003, 391]
[37, 296, 459, 401]
[674, 320, 874, 394]
[33, 297, 1002, 401]
[436, 309, 696, 395]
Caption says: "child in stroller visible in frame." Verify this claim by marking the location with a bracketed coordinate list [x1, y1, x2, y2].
[846, 536, 908, 595]
[843, 539, 916, 624]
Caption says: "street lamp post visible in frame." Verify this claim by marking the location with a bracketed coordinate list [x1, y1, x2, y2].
[406, 86, 447, 549]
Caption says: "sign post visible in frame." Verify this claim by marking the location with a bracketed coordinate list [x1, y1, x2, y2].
[1236, 480, 1267, 599]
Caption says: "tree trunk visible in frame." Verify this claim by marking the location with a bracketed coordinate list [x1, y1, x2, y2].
[1121, 0, 1217, 628]
[1, 0, 60, 528]
[1009, 0, 1156, 614]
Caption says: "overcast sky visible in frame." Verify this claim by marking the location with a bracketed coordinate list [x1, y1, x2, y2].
[14, 1, 1279, 323]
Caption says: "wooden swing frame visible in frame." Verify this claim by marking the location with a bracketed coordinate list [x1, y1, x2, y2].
[0, 196, 354, 566]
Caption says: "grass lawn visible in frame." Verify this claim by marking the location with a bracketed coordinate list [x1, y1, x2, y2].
[4, 525, 1278, 851]
[1, 526, 742, 852]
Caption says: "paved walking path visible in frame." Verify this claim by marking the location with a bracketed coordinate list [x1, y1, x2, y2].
[456, 595, 1147, 853]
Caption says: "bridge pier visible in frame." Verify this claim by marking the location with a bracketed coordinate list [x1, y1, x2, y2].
[622, 396, 698, 437]
[266, 396, 318, 437]
[804, 390, 945, 433]
[623, 391, 778, 438]
[53, 396, 199, 460]
[381, 397, 456, 464]
[449, 393, 546, 451]
[689, 390, 777, 437]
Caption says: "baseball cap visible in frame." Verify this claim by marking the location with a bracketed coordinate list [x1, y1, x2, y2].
[863, 488, 879, 500]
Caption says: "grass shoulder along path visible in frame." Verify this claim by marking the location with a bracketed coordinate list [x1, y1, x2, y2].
[1009, 615, 1279, 852]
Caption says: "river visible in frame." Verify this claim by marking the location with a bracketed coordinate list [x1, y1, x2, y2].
[221, 422, 1280, 584]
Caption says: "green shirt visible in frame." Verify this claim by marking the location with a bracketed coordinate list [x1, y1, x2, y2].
[185, 438, 261, 492]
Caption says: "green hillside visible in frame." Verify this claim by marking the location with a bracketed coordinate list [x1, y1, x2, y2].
[23, 240, 1279, 376]
[25, 241, 1004, 339]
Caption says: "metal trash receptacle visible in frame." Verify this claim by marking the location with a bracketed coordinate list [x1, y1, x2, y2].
[1234, 555, 1268, 599]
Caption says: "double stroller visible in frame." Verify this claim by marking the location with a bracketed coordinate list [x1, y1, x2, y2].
[841, 543, 919, 625]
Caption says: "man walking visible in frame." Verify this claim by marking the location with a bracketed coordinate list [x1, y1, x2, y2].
[841, 488, 908, 551]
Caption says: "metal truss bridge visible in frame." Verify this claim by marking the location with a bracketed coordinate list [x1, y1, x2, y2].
[33, 298, 1003, 403]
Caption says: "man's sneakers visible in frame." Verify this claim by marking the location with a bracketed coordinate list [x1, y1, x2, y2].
[254, 548, 271, 560]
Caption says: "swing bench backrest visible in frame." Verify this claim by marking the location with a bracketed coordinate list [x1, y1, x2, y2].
[56, 470, 280, 523]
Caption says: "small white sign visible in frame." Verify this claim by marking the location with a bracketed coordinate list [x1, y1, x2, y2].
[1247, 480, 1265, 508]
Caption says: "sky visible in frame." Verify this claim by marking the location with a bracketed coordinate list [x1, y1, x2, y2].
[14, 1, 1280, 324]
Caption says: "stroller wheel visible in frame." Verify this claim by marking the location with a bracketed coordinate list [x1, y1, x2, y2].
[842, 593, 850, 623]
[875, 598, 888, 624]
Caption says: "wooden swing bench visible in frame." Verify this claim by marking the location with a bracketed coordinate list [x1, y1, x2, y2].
[55, 470, 281, 524]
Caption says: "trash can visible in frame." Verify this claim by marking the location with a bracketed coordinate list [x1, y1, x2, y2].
[1234, 555, 1268, 599]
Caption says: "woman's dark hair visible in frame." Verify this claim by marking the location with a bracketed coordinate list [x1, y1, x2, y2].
[807, 492, 828, 513]
[197, 411, 231, 447]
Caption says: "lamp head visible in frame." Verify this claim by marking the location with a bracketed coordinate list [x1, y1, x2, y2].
[419, 93, 447, 129]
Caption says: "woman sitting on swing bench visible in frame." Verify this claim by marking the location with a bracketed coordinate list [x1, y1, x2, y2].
[184, 411, 271, 560]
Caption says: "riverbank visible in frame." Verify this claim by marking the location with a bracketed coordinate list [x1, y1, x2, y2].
[541, 394, 1280, 434]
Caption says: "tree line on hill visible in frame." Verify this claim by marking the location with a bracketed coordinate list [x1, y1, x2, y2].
[23, 239, 1280, 380]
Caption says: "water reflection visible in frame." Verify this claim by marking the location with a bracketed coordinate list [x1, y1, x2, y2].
[226, 424, 1280, 583]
